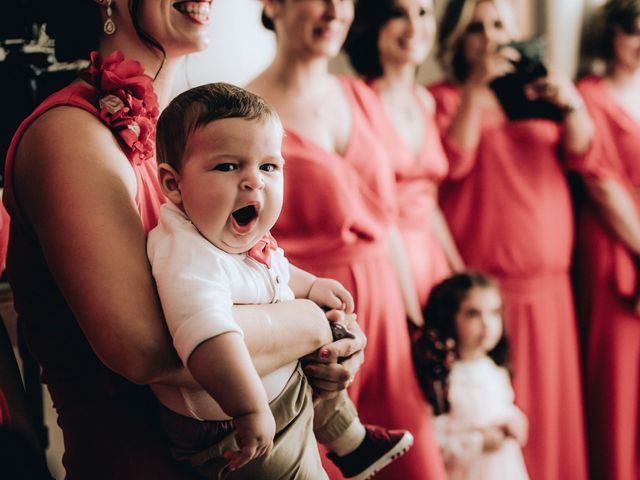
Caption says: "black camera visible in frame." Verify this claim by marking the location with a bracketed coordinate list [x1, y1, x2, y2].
[489, 37, 563, 122]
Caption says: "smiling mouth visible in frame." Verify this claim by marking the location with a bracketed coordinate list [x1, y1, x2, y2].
[230, 204, 258, 234]
[173, 1, 211, 24]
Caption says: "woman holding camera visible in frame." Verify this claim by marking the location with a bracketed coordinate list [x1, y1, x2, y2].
[429, 1, 591, 479]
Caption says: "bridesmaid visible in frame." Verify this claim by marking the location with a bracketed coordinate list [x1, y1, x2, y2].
[344, 0, 464, 317]
[429, 1, 592, 479]
[246, 1, 446, 479]
[573, 2, 640, 479]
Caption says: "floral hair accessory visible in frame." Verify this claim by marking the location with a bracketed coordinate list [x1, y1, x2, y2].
[83, 51, 159, 165]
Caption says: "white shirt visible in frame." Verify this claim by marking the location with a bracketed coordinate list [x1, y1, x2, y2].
[147, 202, 297, 420]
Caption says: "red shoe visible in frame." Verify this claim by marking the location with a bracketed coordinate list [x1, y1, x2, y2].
[327, 425, 414, 479]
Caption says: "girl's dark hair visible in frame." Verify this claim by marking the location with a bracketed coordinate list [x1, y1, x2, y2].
[37, 0, 166, 74]
[416, 271, 511, 414]
[343, 0, 399, 79]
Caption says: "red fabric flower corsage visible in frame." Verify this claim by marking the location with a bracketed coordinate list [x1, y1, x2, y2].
[83, 51, 159, 165]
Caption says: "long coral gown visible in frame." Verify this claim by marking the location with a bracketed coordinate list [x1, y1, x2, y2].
[273, 76, 446, 480]
[369, 84, 451, 307]
[3, 54, 198, 479]
[571, 75, 640, 480]
[429, 81, 588, 480]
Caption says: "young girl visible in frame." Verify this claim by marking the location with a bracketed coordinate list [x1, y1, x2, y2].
[416, 272, 529, 480]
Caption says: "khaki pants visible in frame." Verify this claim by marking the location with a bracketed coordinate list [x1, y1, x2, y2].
[159, 364, 356, 479]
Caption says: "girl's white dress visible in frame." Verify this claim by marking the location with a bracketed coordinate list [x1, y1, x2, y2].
[434, 356, 530, 480]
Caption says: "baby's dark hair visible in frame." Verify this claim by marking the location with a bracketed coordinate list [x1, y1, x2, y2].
[156, 82, 280, 170]
[414, 271, 510, 414]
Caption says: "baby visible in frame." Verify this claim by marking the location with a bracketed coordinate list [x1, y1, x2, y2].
[148, 82, 412, 479]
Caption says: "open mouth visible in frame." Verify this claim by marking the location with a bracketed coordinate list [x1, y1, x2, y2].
[173, 1, 211, 24]
[230, 204, 258, 234]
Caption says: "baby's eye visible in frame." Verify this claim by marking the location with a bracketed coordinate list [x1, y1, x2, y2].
[260, 163, 278, 172]
[214, 163, 237, 172]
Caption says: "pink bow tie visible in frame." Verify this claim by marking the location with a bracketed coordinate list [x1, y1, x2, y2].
[247, 232, 278, 269]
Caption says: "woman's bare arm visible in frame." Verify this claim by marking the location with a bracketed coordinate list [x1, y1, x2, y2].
[584, 176, 640, 255]
[431, 206, 465, 272]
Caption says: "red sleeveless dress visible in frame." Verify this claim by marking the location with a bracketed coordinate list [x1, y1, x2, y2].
[3, 52, 197, 479]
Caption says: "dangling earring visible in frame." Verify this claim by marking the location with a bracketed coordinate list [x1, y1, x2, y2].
[95, 0, 116, 35]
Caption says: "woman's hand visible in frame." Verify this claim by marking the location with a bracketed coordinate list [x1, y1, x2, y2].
[466, 45, 519, 89]
[523, 73, 583, 114]
[301, 312, 366, 401]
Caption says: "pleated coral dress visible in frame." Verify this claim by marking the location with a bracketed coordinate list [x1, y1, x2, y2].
[429, 81, 588, 480]
[273, 76, 446, 480]
[369, 83, 452, 306]
[571, 75, 640, 480]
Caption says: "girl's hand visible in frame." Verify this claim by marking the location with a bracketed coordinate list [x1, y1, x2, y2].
[481, 425, 507, 452]
[503, 411, 529, 446]
[225, 407, 275, 470]
[301, 319, 366, 401]
[307, 278, 355, 314]
[523, 73, 583, 114]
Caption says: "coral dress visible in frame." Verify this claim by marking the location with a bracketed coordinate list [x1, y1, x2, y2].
[369, 84, 451, 306]
[429, 81, 588, 480]
[3, 52, 198, 479]
[273, 76, 446, 480]
[572, 75, 640, 480]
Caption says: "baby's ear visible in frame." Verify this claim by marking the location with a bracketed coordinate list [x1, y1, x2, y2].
[158, 163, 182, 205]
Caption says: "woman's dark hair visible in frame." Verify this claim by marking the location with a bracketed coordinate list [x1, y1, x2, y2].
[588, 0, 640, 64]
[37, 0, 166, 75]
[343, 0, 400, 79]
[415, 271, 511, 414]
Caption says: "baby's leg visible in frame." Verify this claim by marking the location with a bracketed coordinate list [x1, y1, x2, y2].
[314, 392, 414, 480]
[313, 391, 362, 454]
[160, 364, 327, 479]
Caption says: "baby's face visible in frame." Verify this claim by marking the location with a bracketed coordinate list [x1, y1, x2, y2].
[177, 116, 285, 254]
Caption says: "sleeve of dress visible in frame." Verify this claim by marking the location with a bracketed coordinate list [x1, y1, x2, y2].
[433, 413, 484, 467]
[565, 78, 619, 182]
[428, 83, 478, 181]
[147, 226, 243, 366]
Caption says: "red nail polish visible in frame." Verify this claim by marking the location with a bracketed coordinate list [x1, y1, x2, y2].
[320, 348, 330, 359]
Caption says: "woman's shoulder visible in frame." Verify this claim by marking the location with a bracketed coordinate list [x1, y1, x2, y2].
[576, 75, 606, 103]
[425, 80, 460, 114]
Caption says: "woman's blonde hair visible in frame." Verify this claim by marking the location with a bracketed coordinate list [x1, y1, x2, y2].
[436, 0, 519, 83]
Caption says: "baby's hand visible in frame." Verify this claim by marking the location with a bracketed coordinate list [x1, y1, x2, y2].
[224, 407, 275, 471]
[308, 278, 355, 313]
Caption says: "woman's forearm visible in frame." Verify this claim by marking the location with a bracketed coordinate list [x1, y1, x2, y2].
[445, 84, 484, 151]
[233, 299, 333, 376]
[562, 100, 593, 155]
[431, 206, 465, 272]
[585, 177, 640, 255]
